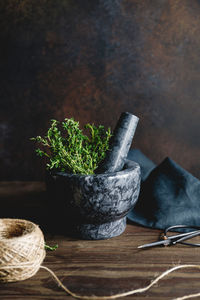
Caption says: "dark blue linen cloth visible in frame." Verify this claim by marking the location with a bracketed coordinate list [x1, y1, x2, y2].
[127, 149, 156, 181]
[127, 149, 200, 231]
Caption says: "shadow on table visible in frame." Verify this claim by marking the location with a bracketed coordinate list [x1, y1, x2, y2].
[0, 182, 76, 237]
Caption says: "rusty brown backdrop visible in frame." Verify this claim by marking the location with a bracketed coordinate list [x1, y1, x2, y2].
[0, 0, 200, 180]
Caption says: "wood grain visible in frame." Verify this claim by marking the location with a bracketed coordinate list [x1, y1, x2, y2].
[0, 182, 200, 299]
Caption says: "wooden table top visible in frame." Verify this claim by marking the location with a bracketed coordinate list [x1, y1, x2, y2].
[0, 182, 200, 300]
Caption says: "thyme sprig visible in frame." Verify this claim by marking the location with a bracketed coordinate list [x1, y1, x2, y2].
[45, 243, 58, 251]
[31, 117, 112, 175]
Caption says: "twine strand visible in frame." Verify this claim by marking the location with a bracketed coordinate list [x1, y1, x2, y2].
[40, 264, 200, 300]
[174, 293, 200, 300]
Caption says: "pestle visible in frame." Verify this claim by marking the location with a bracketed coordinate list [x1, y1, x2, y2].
[96, 112, 139, 174]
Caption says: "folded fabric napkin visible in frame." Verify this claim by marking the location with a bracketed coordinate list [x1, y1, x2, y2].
[127, 149, 200, 231]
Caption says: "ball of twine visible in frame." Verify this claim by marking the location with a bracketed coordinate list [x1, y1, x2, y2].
[0, 218, 46, 282]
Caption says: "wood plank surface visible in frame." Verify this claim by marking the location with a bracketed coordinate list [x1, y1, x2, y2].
[0, 182, 200, 300]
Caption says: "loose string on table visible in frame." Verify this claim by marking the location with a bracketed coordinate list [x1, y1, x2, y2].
[40, 264, 200, 300]
[1, 263, 200, 299]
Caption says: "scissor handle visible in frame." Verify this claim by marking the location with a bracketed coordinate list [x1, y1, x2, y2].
[164, 225, 200, 247]
[164, 225, 200, 234]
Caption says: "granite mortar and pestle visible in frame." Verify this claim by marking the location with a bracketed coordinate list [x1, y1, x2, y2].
[46, 112, 141, 239]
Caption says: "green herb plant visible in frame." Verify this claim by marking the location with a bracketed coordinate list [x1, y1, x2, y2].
[45, 243, 58, 251]
[31, 118, 112, 175]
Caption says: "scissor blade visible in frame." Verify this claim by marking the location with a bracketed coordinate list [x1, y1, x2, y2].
[138, 239, 170, 249]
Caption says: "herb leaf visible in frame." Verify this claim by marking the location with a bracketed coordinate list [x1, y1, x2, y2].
[45, 243, 58, 251]
[31, 117, 112, 175]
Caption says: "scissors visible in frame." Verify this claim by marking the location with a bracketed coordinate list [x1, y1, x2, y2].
[138, 225, 200, 249]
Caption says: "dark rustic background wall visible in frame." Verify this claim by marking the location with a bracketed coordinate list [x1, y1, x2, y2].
[1, 0, 200, 180]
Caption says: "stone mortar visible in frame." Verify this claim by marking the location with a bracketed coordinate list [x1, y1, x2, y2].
[46, 159, 141, 240]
